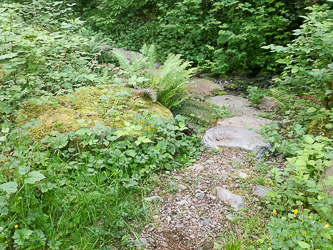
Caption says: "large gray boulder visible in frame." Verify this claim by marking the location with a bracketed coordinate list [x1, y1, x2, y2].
[202, 125, 270, 157]
[101, 45, 142, 61]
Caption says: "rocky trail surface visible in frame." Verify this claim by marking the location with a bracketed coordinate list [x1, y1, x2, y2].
[130, 84, 283, 249]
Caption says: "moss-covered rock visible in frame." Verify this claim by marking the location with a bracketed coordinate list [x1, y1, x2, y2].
[219, 74, 229, 80]
[224, 83, 238, 90]
[17, 85, 172, 140]
[307, 118, 333, 138]
[200, 73, 219, 80]
[188, 78, 224, 97]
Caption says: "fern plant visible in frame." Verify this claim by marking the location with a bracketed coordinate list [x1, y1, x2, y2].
[269, 88, 294, 111]
[113, 44, 219, 130]
[113, 44, 157, 76]
[79, 27, 114, 63]
[171, 99, 220, 131]
[151, 54, 194, 109]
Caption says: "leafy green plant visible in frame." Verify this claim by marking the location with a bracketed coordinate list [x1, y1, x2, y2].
[265, 135, 333, 249]
[247, 86, 269, 105]
[151, 53, 194, 109]
[264, 4, 333, 108]
[0, 3, 111, 117]
[0, 2, 206, 249]
[80, 0, 324, 74]
[113, 44, 157, 79]
[0, 112, 203, 248]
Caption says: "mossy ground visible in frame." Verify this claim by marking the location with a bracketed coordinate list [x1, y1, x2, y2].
[308, 118, 333, 138]
[17, 85, 172, 140]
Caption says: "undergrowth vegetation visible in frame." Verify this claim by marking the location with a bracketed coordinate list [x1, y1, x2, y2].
[1, 0, 333, 249]
[0, 2, 206, 249]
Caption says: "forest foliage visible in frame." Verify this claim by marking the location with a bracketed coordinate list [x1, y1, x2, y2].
[1, 0, 333, 249]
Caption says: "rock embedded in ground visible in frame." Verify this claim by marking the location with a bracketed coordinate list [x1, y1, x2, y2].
[202, 125, 270, 158]
[200, 218, 212, 226]
[176, 200, 188, 206]
[225, 165, 234, 171]
[216, 187, 245, 210]
[188, 163, 205, 174]
[239, 172, 248, 179]
[188, 78, 224, 97]
[226, 214, 233, 220]
[253, 185, 273, 198]
[195, 193, 205, 198]
[219, 174, 229, 181]
[101, 45, 161, 69]
[210, 95, 260, 116]
[259, 96, 280, 111]
[133, 237, 148, 247]
[218, 115, 273, 131]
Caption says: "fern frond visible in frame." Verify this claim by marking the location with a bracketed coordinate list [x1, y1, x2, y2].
[133, 88, 157, 102]
[113, 44, 156, 77]
[269, 88, 294, 110]
[171, 99, 218, 131]
[113, 49, 131, 72]
[151, 54, 194, 109]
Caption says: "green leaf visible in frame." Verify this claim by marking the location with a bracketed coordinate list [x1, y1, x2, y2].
[296, 240, 310, 248]
[0, 53, 18, 60]
[325, 123, 333, 129]
[304, 135, 314, 144]
[321, 232, 331, 239]
[267, 190, 278, 197]
[307, 107, 316, 113]
[323, 175, 333, 186]
[19, 166, 29, 175]
[25, 171, 45, 184]
[125, 150, 136, 157]
[0, 182, 18, 194]
[0, 197, 8, 207]
[52, 134, 68, 149]
[75, 128, 91, 136]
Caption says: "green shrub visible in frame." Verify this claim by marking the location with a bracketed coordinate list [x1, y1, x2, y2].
[247, 86, 269, 105]
[0, 3, 112, 117]
[265, 135, 333, 249]
[264, 3, 333, 108]
[77, 0, 328, 74]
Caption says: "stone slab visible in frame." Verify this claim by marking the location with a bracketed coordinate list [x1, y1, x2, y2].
[216, 187, 244, 210]
[210, 95, 260, 116]
[218, 115, 273, 131]
[253, 185, 273, 198]
[202, 125, 270, 157]
[188, 78, 224, 97]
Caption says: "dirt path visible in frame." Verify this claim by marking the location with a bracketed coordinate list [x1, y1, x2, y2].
[133, 147, 276, 249]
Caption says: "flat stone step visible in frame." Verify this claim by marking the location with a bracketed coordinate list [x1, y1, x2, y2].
[210, 95, 260, 116]
[202, 125, 270, 158]
[218, 115, 273, 131]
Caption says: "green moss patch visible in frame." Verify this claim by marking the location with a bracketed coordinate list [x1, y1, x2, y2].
[17, 85, 173, 140]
